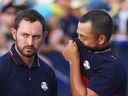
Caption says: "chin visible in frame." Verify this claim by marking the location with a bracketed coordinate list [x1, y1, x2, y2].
[23, 52, 35, 58]
[24, 54, 35, 58]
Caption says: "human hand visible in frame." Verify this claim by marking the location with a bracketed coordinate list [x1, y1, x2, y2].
[63, 40, 80, 64]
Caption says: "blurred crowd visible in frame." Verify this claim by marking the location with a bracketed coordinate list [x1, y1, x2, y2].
[0, 0, 128, 96]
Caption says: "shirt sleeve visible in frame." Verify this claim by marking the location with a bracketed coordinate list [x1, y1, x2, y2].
[87, 61, 126, 96]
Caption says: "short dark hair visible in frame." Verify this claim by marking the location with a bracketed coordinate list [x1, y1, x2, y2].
[79, 9, 113, 41]
[14, 9, 46, 31]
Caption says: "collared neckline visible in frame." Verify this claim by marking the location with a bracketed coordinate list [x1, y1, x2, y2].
[9, 44, 40, 68]
[74, 38, 112, 53]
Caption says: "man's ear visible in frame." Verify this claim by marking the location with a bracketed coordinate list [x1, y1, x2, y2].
[43, 31, 48, 40]
[98, 35, 107, 45]
[10, 28, 17, 40]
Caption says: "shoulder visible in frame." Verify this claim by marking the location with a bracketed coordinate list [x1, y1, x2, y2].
[103, 55, 126, 74]
[87, 56, 127, 96]
[0, 52, 11, 87]
[38, 57, 56, 77]
[0, 52, 10, 68]
[97, 55, 127, 85]
[38, 57, 57, 84]
[0, 52, 11, 75]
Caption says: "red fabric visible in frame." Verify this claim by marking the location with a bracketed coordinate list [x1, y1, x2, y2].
[9, 51, 17, 64]
[82, 75, 89, 86]
[112, 94, 119, 96]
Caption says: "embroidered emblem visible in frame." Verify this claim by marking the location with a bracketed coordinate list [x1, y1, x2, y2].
[41, 81, 48, 91]
[83, 60, 90, 69]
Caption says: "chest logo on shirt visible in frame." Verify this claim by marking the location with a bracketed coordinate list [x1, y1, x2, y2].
[41, 81, 48, 91]
[83, 60, 90, 69]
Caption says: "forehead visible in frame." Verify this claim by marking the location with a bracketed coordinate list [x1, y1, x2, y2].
[77, 21, 93, 35]
[17, 19, 43, 35]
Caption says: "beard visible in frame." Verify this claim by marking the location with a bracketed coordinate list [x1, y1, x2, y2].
[16, 42, 37, 58]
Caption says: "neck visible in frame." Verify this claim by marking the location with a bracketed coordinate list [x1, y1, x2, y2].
[15, 45, 35, 68]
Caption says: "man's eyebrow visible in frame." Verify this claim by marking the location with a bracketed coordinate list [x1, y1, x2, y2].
[21, 32, 30, 35]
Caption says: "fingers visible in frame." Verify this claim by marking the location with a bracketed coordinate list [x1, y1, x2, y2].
[68, 40, 76, 45]
[63, 40, 79, 63]
[63, 40, 73, 58]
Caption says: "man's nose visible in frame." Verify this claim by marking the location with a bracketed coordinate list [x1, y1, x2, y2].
[27, 36, 33, 46]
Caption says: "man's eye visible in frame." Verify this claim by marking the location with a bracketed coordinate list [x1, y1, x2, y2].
[23, 34, 28, 38]
[33, 35, 41, 39]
